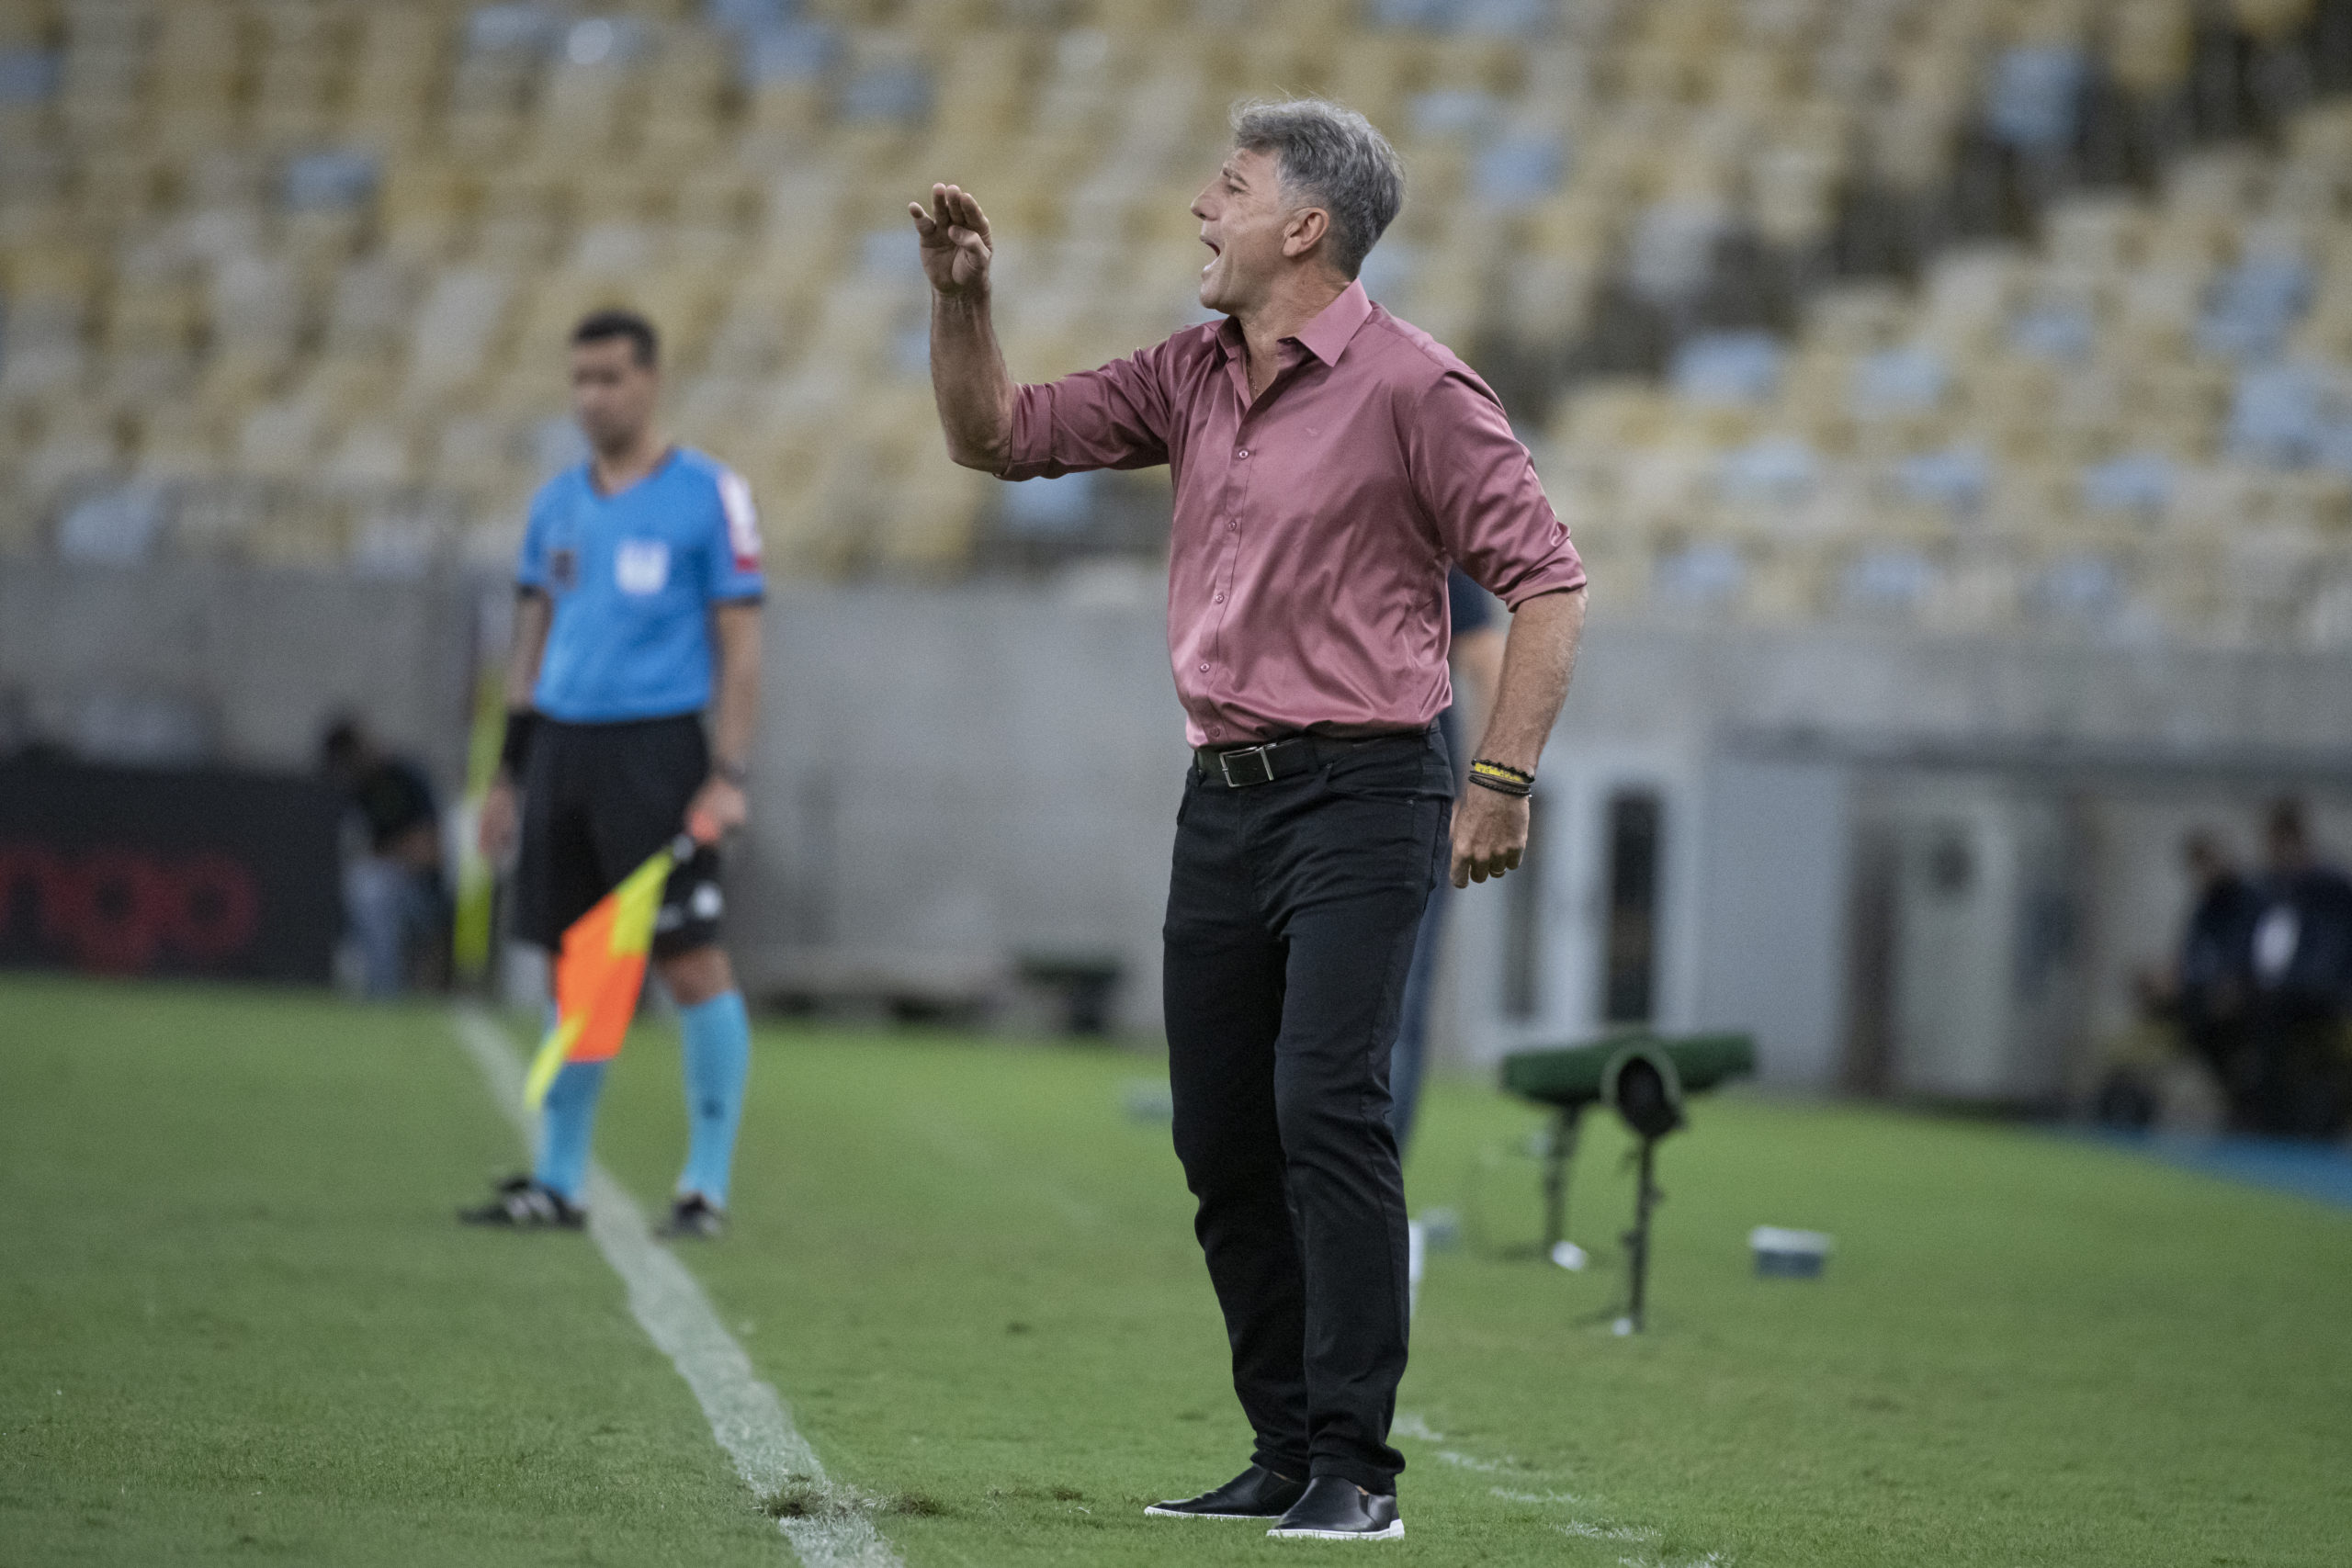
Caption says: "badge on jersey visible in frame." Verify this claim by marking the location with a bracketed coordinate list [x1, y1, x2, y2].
[614, 538, 671, 595]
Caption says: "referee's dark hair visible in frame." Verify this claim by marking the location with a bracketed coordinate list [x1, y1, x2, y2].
[571, 308, 659, 368]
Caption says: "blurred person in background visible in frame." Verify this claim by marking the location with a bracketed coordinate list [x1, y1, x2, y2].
[467, 309, 765, 1239]
[320, 716, 450, 998]
[2242, 798, 2352, 1138]
[1387, 567, 1505, 1158]
[2115, 830, 2254, 1131]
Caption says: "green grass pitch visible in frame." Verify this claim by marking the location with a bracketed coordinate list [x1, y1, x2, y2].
[3, 976, 2348, 1566]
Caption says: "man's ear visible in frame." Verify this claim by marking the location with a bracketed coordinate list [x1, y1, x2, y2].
[1282, 205, 1330, 260]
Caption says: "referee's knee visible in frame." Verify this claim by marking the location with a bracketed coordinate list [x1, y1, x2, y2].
[658, 946, 734, 1006]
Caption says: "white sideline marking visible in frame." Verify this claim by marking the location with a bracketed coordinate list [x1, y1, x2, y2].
[454, 1008, 900, 1568]
[1560, 1519, 1659, 1544]
[1437, 1450, 1508, 1472]
[1396, 1412, 1727, 1568]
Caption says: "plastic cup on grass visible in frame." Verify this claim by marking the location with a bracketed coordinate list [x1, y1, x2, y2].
[1749, 1225, 1833, 1278]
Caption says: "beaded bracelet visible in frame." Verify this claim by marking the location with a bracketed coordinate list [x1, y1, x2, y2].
[1468, 758, 1534, 797]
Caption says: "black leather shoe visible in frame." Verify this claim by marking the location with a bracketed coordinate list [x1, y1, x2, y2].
[1267, 1477, 1403, 1540]
[1144, 1465, 1307, 1519]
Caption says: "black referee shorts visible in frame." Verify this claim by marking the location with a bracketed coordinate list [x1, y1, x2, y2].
[512, 714, 725, 960]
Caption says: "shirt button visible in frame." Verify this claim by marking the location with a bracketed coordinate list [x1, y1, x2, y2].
[1213, 592, 1225, 603]
[1207, 726, 1223, 739]
[1198, 662, 1209, 673]
[1227, 519, 1239, 531]
[1236, 448, 1249, 458]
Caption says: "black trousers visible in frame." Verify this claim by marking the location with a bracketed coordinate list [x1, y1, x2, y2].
[2243, 997, 2351, 1138]
[1162, 728, 1453, 1493]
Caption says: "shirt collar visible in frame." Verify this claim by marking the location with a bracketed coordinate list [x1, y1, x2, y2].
[1295, 279, 1373, 366]
[1213, 279, 1375, 367]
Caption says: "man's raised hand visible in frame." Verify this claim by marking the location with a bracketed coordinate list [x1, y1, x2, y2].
[910, 184, 993, 299]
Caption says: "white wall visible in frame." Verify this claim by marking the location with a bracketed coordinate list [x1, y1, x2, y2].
[11, 558, 2352, 1062]
[1690, 756, 1851, 1086]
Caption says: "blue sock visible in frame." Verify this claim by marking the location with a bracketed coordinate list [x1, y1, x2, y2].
[535, 1058, 608, 1203]
[677, 990, 751, 1209]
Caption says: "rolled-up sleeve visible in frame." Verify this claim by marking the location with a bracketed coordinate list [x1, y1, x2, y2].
[1404, 369, 1587, 608]
[1000, 341, 1177, 480]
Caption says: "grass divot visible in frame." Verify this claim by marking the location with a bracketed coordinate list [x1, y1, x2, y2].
[761, 1481, 949, 1522]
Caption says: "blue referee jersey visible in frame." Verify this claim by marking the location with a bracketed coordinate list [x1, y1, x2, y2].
[515, 447, 765, 723]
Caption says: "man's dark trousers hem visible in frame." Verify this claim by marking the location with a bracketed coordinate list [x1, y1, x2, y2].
[1164, 728, 1453, 1493]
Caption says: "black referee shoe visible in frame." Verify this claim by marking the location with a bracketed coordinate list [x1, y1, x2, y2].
[458, 1175, 584, 1230]
[656, 1193, 726, 1240]
[1267, 1478, 1403, 1540]
[1144, 1465, 1306, 1519]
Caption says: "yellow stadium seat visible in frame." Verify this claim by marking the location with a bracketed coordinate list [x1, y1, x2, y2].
[234, 395, 328, 482]
[102, 271, 201, 358]
[1325, 34, 1418, 127]
[0, 0, 46, 50]
[23, 404, 124, 510]
[131, 402, 224, 484]
[251, 59, 344, 148]
[318, 423, 419, 493]
[746, 79, 826, 141]
[2, 0, 2340, 592]
[472, 169, 569, 267]
[344, 15, 443, 149]
[429, 412, 526, 502]
[377, 161, 471, 261]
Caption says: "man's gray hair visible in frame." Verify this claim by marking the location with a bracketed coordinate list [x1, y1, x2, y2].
[1229, 97, 1404, 281]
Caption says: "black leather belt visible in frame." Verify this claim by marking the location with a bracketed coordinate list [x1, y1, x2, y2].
[1193, 729, 1426, 788]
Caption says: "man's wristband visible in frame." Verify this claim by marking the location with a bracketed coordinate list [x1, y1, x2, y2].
[1468, 758, 1533, 798]
[498, 709, 537, 778]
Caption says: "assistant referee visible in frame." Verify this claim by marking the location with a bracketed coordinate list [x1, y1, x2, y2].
[468, 309, 765, 1240]
[913, 100, 1586, 1541]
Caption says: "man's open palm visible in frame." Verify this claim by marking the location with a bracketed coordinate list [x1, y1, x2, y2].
[910, 184, 993, 299]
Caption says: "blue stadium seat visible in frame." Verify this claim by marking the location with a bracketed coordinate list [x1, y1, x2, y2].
[1670, 332, 1784, 407]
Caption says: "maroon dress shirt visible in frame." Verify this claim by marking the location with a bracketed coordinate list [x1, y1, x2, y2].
[1001, 280, 1586, 746]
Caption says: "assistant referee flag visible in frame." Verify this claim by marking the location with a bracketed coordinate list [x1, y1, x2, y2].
[520, 836, 688, 1110]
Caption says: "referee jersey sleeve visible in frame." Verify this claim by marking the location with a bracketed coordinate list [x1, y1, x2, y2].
[515, 482, 557, 592]
[705, 465, 765, 604]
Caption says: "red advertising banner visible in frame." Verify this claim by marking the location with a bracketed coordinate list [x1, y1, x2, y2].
[0, 761, 343, 982]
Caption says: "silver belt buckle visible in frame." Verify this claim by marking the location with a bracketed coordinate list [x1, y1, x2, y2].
[1218, 744, 1277, 787]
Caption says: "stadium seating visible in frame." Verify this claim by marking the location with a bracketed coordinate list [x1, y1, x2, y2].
[0, 0, 2346, 637]
[1546, 96, 2352, 645]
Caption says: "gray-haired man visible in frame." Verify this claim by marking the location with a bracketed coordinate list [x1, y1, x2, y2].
[912, 100, 1587, 1540]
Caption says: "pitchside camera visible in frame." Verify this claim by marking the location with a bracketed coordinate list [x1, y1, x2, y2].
[1501, 1032, 1754, 1334]
[1602, 1044, 1685, 1142]
[1601, 1043, 1685, 1332]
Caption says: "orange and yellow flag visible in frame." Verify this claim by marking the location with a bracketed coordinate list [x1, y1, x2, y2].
[521, 840, 683, 1110]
